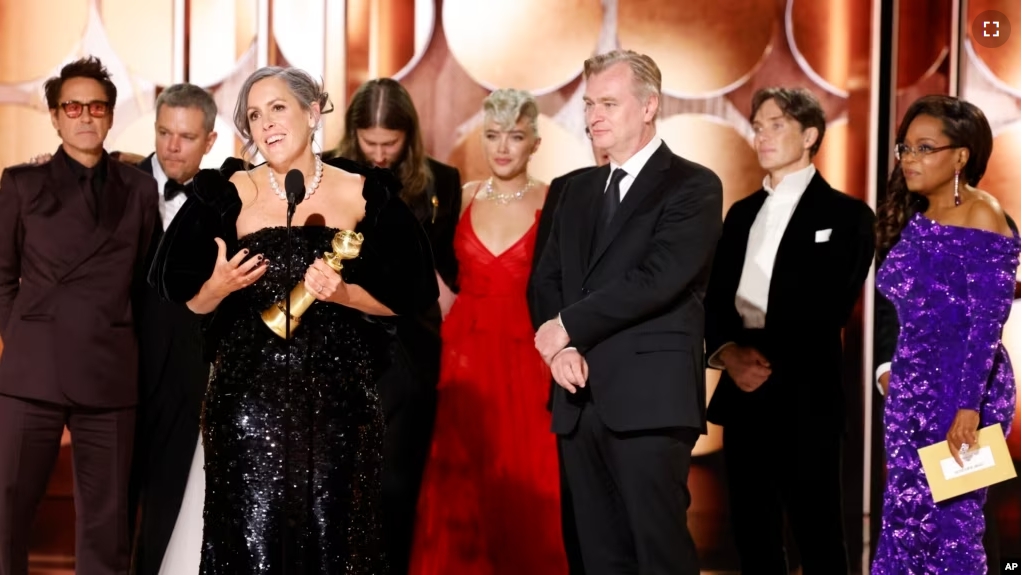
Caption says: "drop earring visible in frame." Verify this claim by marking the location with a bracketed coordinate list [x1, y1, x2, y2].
[954, 169, 961, 206]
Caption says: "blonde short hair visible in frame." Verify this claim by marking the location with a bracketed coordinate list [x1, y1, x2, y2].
[583, 50, 662, 104]
[482, 89, 539, 137]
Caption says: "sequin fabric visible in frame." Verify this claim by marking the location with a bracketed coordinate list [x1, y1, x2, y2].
[200, 226, 389, 575]
[872, 213, 1020, 574]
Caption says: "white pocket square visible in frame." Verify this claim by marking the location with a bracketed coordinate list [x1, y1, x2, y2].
[815, 229, 832, 243]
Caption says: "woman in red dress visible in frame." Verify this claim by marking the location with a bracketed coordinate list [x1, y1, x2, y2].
[409, 89, 566, 575]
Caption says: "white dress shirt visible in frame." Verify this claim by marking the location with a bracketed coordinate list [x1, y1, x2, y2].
[734, 163, 816, 329]
[150, 155, 191, 230]
[605, 135, 663, 200]
[707, 163, 816, 367]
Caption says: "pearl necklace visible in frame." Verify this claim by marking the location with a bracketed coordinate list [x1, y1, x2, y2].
[480, 176, 536, 205]
[268, 155, 323, 201]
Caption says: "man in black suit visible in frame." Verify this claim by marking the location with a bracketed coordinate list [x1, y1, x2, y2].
[129, 83, 218, 575]
[0, 56, 159, 575]
[25, 84, 219, 574]
[529, 129, 608, 575]
[530, 49, 723, 575]
[704, 87, 875, 574]
[326, 77, 463, 575]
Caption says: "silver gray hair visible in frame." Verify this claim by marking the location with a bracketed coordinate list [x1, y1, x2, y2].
[482, 89, 539, 137]
[584, 50, 662, 109]
[155, 83, 217, 133]
[233, 66, 333, 153]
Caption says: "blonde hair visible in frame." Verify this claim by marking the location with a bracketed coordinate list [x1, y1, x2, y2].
[482, 89, 539, 137]
[584, 50, 662, 105]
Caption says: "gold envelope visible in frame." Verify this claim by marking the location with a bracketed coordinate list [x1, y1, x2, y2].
[917, 423, 1017, 503]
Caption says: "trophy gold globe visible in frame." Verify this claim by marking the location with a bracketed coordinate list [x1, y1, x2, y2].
[261, 229, 364, 338]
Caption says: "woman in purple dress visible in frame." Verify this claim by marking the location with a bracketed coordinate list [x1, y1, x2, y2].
[872, 95, 1020, 573]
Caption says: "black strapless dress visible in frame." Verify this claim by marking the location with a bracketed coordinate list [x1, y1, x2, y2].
[149, 158, 439, 574]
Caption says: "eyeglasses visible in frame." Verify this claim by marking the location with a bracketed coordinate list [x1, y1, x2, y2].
[59, 100, 111, 119]
[894, 143, 956, 161]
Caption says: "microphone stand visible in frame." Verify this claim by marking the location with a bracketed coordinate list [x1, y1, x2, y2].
[282, 198, 296, 569]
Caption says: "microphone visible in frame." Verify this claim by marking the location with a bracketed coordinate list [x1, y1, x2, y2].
[284, 169, 306, 222]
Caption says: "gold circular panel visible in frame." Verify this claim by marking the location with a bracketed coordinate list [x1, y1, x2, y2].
[442, 0, 603, 94]
[658, 114, 765, 216]
[891, 0, 951, 88]
[618, 0, 774, 98]
[102, 0, 175, 86]
[273, 0, 327, 73]
[0, 2, 90, 84]
[813, 120, 847, 194]
[110, 110, 159, 160]
[448, 114, 596, 187]
[189, 0, 259, 87]
[978, 122, 1021, 230]
[788, 0, 882, 94]
[0, 105, 61, 172]
[967, 0, 1021, 92]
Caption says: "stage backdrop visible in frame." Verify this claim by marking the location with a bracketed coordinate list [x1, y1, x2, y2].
[0, 0, 1017, 572]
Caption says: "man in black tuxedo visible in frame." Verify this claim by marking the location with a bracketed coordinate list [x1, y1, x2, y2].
[704, 87, 875, 574]
[129, 83, 218, 575]
[528, 129, 608, 575]
[530, 49, 723, 575]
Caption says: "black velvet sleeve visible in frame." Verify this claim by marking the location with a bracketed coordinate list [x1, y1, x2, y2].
[328, 157, 440, 317]
[147, 159, 244, 304]
[425, 158, 462, 292]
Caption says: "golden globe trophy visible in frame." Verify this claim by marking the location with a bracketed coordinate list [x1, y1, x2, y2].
[261, 229, 364, 339]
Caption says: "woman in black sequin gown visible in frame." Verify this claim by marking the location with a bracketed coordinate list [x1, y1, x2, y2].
[148, 67, 438, 574]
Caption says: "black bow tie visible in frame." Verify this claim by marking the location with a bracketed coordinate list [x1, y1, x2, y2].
[164, 179, 189, 201]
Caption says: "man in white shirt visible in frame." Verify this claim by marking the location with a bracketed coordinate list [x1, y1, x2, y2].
[128, 83, 217, 575]
[703, 87, 875, 575]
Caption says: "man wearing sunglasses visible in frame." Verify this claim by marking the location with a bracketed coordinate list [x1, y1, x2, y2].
[0, 56, 159, 575]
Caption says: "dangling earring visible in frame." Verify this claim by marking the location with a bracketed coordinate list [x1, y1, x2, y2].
[954, 169, 961, 206]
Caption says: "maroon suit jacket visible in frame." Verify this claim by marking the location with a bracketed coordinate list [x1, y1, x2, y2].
[0, 147, 158, 408]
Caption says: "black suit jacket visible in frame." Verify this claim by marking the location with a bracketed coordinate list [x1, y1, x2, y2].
[530, 142, 723, 434]
[529, 166, 594, 329]
[705, 172, 875, 432]
[0, 147, 158, 408]
[421, 158, 462, 292]
[135, 155, 209, 415]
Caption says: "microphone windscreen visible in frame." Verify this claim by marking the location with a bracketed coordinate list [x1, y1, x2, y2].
[284, 169, 306, 206]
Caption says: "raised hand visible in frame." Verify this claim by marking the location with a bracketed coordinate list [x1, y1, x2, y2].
[205, 237, 267, 297]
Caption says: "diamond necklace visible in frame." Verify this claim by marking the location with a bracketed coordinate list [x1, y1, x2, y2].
[480, 176, 536, 205]
[268, 154, 323, 201]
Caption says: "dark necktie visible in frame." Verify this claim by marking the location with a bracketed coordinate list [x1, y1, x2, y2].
[80, 167, 98, 220]
[164, 179, 188, 201]
[602, 168, 627, 229]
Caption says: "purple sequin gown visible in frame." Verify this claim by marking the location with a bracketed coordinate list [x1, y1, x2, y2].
[872, 213, 1020, 574]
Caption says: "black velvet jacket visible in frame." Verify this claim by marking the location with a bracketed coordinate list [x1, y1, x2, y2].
[147, 156, 439, 359]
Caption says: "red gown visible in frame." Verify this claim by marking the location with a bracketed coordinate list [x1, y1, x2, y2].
[409, 202, 566, 575]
